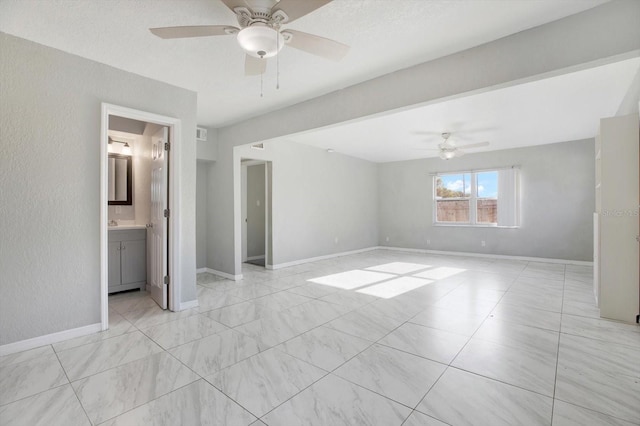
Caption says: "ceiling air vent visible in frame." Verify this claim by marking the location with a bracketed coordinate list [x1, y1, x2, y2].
[196, 127, 208, 141]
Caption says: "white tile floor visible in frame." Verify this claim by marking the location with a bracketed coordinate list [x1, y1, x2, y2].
[1, 249, 639, 425]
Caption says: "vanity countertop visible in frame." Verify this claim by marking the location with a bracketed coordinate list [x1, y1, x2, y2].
[108, 225, 146, 231]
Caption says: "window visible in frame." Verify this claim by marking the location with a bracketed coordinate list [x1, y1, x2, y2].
[434, 169, 519, 227]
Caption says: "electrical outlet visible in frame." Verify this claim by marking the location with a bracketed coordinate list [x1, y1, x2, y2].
[256, 200, 261, 207]
[115, 206, 122, 214]
[334, 237, 339, 244]
[427, 239, 431, 244]
[385, 236, 389, 242]
[481, 240, 486, 247]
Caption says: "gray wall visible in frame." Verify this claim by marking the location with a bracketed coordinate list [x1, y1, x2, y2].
[246, 164, 266, 258]
[378, 139, 595, 261]
[0, 33, 198, 346]
[230, 141, 379, 267]
[196, 161, 209, 269]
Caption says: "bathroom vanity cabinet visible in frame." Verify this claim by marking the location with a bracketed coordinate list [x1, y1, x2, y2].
[108, 228, 146, 294]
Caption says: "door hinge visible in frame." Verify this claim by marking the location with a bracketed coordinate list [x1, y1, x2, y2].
[164, 208, 170, 218]
[164, 275, 170, 285]
[164, 142, 170, 151]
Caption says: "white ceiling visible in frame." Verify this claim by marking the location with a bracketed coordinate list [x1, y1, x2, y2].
[0, 0, 609, 128]
[288, 57, 640, 162]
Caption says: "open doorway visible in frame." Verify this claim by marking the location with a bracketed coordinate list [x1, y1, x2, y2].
[242, 161, 267, 267]
[238, 158, 272, 273]
[100, 103, 182, 331]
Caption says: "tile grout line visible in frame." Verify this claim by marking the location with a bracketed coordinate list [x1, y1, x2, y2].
[52, 344, 94, 426]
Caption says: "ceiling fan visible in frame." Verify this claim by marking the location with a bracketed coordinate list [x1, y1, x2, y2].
[149, 0, 349, 76]
[419, 132, 490, 160]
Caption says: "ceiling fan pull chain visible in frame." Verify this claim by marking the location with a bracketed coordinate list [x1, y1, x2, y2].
[276, 28, 280, 90]
[260, 71, 264, 98]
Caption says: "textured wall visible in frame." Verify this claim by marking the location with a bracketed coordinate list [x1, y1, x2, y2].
[377, 139, 595, 261]
[196, 161, 209, 269]
[226, 141, 378, 269]
[0, 33, 197, 345]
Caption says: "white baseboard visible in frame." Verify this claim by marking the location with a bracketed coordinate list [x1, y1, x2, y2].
[204, 268, 243, 281]
[378, 245, 593, 266]
[247, 255, 265, 261]
[179, 300, 199, 310]
[196, 267, 207, 273]
[0, 323, 102, 357]
[268, 247, 379, 270]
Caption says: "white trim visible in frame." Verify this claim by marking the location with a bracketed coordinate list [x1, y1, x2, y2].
[204, 268, 243, 281]
[196, 267, 208, 273]
[378, 246, 593, 266]
[247, 255, 265, 261]
[268, 247, 379, 270]
[0, 323, 102, 357]
[179, 300, 199, 310]
[101, 103, 182, 332]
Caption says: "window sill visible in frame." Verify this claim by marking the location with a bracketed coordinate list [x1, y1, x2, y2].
[432, 223, 519, 229]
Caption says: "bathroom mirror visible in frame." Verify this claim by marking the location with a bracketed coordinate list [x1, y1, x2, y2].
[108, 154, 132, 205]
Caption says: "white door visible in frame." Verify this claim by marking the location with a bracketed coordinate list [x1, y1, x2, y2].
[149, 127, 168, 309]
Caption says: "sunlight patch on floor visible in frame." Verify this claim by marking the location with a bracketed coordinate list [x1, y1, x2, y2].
[366, 262, 431, 274]
[357, 276, 434, 299]
[308, 270, 395, 290]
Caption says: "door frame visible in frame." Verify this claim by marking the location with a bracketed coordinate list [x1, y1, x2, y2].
[241, 161, 268, 265]
[100, 103, 182, 331]
[233, 146, 273, 275]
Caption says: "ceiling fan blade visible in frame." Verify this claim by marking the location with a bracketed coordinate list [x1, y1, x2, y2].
[219, 0, 252, 13]
[272, 0, 332, 23]
[149, 25, 239, 39]
[457, 141, 490, 149]
[245, 54, 266, 76]
[454, 150, 466, 157]
[282, 30, 349, 61]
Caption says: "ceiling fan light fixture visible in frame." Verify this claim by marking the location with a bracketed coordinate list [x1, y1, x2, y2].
[237, 25, 284, 58]
[439, 150, 456, 160]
